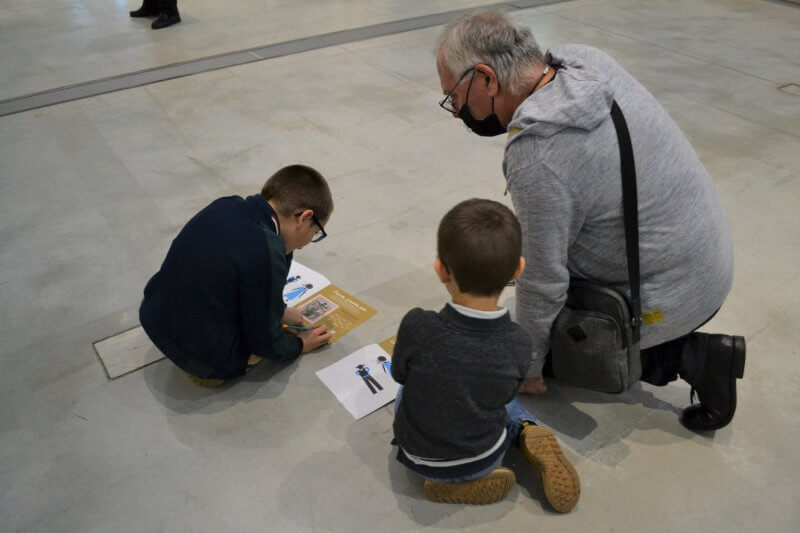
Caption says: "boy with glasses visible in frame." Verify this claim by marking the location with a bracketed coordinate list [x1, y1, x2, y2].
[140, 165, 332, 387]
[391, 199, 580, 509]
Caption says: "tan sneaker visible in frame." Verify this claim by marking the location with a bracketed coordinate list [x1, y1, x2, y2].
[520, 424, 580, 512]
[247, 354, 263, 367]
[423, 466, 515, 505]
[184, 372, 225, 388]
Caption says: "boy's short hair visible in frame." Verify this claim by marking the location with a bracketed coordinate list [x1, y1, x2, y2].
[437, 198, 522, 296]
[261, 165, 333, 222]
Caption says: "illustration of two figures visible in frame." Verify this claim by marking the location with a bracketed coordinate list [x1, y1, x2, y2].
[285, 275, 313, 303]
[355, 356, 391, 395]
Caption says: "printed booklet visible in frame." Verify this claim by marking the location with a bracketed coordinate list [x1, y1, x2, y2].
[283, 262, 377, 344]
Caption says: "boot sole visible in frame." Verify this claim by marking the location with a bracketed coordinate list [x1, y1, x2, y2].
[423, 467, 515, 505]
[734, 336, 746, 379]
[682, 335, 746, 431]
[720, 335, 746, 428]
[152, 17, 181, 29]
[717, 335, 746, 429]
[520, 425, 580, 512]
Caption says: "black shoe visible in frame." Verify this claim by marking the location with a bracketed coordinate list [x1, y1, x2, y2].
[680, 335, 745, 431]
[151, 12, 181, 29]
[130, 7, 159, 17]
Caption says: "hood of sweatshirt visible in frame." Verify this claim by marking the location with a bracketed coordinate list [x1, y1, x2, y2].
[506, 45, 615, 146]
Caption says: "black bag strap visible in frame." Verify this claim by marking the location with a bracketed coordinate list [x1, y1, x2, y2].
[609, 101, 642, 344]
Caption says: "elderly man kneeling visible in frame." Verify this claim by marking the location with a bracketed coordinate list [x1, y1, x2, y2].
[434, 10, 745, 432]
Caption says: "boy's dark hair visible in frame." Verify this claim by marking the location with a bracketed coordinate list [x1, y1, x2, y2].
[437, 198, 522, 296]
[261, 165, 333, 221]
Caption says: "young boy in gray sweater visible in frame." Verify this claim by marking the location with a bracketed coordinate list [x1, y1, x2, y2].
[391, 199, 580, 509]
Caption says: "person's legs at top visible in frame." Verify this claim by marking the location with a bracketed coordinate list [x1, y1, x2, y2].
[152, 0, 181, 29]
[159, 0, 179, 17]
[130, 0, 160, 17]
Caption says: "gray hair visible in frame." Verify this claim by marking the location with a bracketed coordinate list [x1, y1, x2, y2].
[435, 10, 545, 95]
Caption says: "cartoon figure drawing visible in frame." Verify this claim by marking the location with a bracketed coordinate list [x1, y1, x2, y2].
[355, 364, 383, 395]
[284, 275, 315, 303]
[377, 355, 392, 375]
[285, 283, 313, 302]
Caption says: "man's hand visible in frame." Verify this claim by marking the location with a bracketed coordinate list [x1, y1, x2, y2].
[283, 307, 304, 327]
[299, 326, 331, 353]
[519, 375, 548, 395]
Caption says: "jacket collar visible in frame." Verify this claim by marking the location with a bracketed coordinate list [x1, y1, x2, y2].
[237, 194, 281, 234]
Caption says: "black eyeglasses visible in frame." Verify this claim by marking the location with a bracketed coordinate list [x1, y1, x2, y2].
[438, 68, 475, 113]
[311, 213, 327, 243]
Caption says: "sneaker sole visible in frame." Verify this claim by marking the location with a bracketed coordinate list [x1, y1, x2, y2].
[423, 467, 515, 505]
[185, 373, 225, 388]
[521, 425, 580, 512]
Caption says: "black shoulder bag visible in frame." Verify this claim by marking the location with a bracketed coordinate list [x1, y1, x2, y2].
[549, 101, 643, 393]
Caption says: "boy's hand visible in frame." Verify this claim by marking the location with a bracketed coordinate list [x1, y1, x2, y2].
[299, 326, 331, 353]
[283, 307, 304, 326]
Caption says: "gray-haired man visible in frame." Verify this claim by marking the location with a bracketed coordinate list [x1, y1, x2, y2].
[434, 10, 745, 432]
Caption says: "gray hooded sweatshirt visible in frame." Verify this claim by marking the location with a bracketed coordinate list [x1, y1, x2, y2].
[503, 45, 733, 376]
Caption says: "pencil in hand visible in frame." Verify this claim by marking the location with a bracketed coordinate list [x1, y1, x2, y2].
[282, 324, 314, 332]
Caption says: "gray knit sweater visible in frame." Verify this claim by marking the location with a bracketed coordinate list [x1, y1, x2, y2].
[391, 305, 531, 459]
[504, 44, 733, 376]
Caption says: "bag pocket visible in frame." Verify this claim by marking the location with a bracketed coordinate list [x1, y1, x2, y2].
[551, 306, 628, 393]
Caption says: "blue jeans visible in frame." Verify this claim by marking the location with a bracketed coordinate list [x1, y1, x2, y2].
[394, 386, 537, 482]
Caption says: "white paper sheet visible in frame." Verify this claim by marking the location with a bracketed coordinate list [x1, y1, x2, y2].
[316, 344, 399, 420]
[283, 261, 330, 305]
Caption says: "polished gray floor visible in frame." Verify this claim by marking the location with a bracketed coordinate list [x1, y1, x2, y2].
[1, 0, 800, 531]
[0, 0, 567, 116]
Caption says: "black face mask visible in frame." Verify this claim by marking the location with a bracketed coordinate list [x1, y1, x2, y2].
[458, 98, 506, 137]
[457, 70, 506, 137]
[458, 65, 551, 138]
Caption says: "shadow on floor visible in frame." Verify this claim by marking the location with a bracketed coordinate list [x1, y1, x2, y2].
[141, 356, 299, 415]
[523, 379, 684, 439]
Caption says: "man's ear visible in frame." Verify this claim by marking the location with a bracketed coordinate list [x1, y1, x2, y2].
[434, 258, 451, 284]
[474, 63, 500, 96]
[512, 256, 526, 280]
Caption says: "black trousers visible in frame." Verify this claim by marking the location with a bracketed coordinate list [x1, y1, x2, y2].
[543, 309, 719, 387]
[141, 0, 179, 16]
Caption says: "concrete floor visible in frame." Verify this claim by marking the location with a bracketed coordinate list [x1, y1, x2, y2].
[1, 0, 799, 531]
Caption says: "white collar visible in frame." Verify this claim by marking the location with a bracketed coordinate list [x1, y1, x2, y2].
[448, 302, 508, 320]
